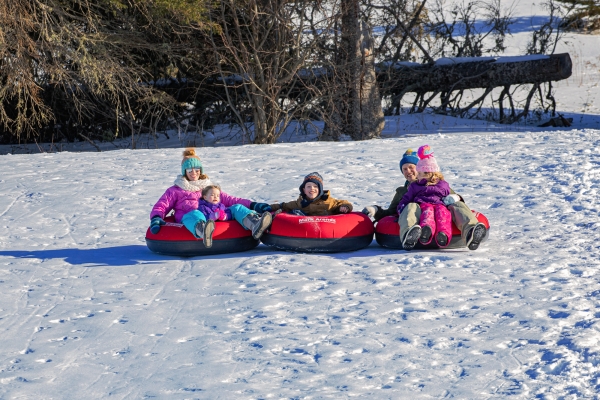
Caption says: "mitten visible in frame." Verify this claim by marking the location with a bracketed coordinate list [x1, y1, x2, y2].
[150, 216, 166, 234]
[291, 209, 306, 216]
[443, 194, 460, 206]
[339, 206, 350, 214]
[209, 210, 220, 221]
[251, 202, 272, 213]
[361, 205, 378, 218]
[223, 209, 233, 221]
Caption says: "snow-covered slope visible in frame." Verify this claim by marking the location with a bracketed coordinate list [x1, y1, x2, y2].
[1, 0, 600, 397]
[1, 129, 599, 398]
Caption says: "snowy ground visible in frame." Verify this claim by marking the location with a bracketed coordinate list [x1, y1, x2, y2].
[1, 129, 600, 399]
[1, 2, 600, 399]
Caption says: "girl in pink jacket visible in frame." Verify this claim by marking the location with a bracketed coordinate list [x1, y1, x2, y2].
[149, 148, 271, 248]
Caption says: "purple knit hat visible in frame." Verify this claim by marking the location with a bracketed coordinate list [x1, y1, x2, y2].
[416, 144, 440, 173]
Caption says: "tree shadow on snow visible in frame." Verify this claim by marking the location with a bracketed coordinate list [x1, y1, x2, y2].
[399, 109, 600, 134]
[449, 16, 559, 37]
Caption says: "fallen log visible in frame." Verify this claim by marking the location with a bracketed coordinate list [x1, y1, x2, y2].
[150, 53, 572, 103]
[379, 53, 572, 95]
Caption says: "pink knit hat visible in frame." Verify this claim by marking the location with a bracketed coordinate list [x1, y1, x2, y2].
[416, 144, 440, 173]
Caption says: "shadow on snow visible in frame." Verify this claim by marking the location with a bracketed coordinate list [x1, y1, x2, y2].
[0, 245, 269, 267]
[0, 241, 473, 267]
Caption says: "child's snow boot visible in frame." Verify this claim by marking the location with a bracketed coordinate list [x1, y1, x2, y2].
[433, 203, 452, 247]
[242, 213, 272, 240]
[195, 219, 215, 248]
[466, 222, 486, 250]
[419, 225, 433, 245]
[402, 225, 421, 250]
[436, 232, 449, 247]
[418, 203, 436, 245]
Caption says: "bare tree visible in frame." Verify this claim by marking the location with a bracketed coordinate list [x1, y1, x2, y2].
[321, 0, 385, 140]
[1, 0, 576, 147]
[0, 0, 213, 146]
[206, 0, 326, 144]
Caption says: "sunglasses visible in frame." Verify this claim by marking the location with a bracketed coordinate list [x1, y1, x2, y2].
[186, 168, 202, 174]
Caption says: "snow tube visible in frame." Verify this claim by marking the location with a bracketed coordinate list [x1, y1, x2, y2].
[375, 210, 490, 250]
[260, 212, 375, 253]
[145, 216, 258, 256]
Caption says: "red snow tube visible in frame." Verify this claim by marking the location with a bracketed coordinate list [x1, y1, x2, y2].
[145, 216, 258, 256]
[375, 210, 490, 249]
[260, 212, 375, 253]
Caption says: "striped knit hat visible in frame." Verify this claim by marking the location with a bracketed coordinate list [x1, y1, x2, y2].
[299, 172, 324, 198]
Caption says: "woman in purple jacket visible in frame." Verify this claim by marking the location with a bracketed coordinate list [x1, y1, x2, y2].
[396, 145, 453, 248]
[149, 148, 271, 248]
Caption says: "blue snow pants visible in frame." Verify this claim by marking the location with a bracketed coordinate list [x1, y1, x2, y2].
[228, 204, 255, 228]
[181, 204, 256, 238]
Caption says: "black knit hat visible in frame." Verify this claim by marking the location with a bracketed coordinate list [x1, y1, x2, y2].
[299, 172, 324, 198]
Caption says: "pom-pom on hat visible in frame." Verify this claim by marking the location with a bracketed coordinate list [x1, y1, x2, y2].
[416, 144, 440, 173]
[399, 148, 420, 171]
[299, 172, 324, 198]
[181, 148, 203, 176]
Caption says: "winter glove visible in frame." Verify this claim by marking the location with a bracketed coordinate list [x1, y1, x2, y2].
[150, 216, 166, 234]
[291, 209, 306, 216]
[250, 202, 272, 213]
[208, 210, 221, 221]
[443, 194, 461, 206]
[361, 205, 378, 218]
[339, 206, 350, 214]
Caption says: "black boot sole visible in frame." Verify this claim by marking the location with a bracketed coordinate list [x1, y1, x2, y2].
[436, 232, 448, 247]
[252, 213, 272, 240]
[402, 225, 421, 250]
[420, 225, 432, 245]
[467, 223, 486, 250]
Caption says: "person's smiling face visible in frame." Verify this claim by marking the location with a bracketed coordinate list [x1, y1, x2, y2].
[303, 182, 319, 200]
[185, 168, 202, 181]
[402, 163, 418, 182]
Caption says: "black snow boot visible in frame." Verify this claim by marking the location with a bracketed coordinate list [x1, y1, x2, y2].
[436, 232, 449, 247]
[402, 225, 421, 251]
[243, 213, 273, 240]
[419, 225, 432, 245]
[466, 222, 486, 250]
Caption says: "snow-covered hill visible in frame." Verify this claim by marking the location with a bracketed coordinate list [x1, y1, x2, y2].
[1, 129, 599, 398]
[1, 0, 600, 397]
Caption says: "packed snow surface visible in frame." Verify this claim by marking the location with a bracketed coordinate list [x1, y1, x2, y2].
[1, 0, 600, 397]
[1, 129, 600, 398]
